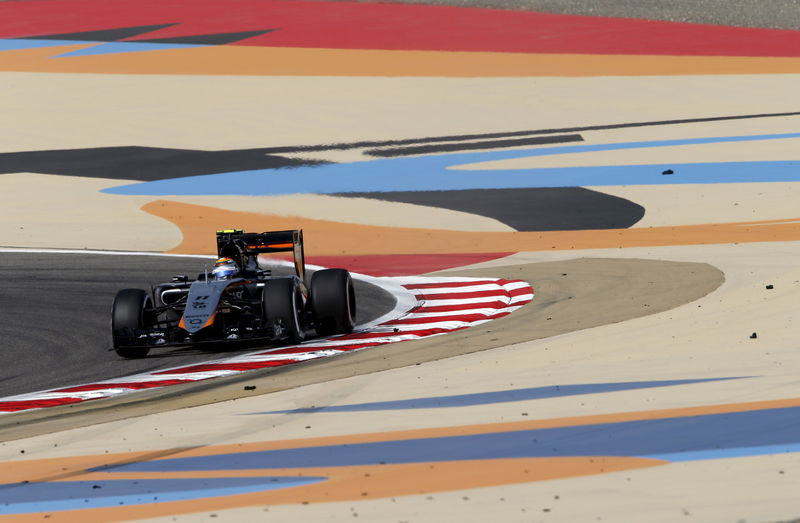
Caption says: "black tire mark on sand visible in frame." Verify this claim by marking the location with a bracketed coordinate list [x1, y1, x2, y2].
[343, 188, 645, 232]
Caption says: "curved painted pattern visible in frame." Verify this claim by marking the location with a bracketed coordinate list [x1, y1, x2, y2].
[103, 133, 800, 196]
[0, 477, 326, 514]
[263, 377, 744, 413]
[341, 188, 646, 232]
[141, 200, 800, 256]
[0, 277, 533, 413]
[4, 395, 800, 518]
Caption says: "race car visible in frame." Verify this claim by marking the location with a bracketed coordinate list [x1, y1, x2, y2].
[110, 229, 356, 359]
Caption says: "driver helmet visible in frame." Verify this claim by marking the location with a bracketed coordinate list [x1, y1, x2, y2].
[212, 257, 238, 280]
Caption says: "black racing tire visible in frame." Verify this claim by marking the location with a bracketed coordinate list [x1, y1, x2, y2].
[262, 278, 305, 344]
[111, 288, 153, 359]
[310, 268, 356, 337]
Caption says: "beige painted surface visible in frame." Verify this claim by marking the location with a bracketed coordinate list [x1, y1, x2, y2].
[595, 182, 800, 228]
[133, 453, 800, 523]
[5, 73, 800, 153]
[3, 242, 800, 520]
[0, 175, 512, 250]
[4, 38, 800, 523]
[0, 173, 182, 251]
[581, 114, 800, 145]
[171, 194, 515, 232]
[7, 173, 800, 252]
[453, 136, 800, 170]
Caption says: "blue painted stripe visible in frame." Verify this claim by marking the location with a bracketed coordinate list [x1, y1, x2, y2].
[0, 38, 96, 51]
[102, 133, 800, 196]
[0, 477, 325, 515]
[262, 378, 744, 413]
[53, 41, 205, 57]
[645, 443, 800, 462]
[97, 406, 800, 471]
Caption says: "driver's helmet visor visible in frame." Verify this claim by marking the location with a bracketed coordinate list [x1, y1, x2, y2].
[212, 257, 238, 280]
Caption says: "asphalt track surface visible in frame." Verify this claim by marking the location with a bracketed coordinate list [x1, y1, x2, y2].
[0, 252, 394, 399]
[329, 0, 800, 30]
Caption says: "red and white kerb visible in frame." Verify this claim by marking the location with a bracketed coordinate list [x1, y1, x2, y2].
[0, 276, 533, 413]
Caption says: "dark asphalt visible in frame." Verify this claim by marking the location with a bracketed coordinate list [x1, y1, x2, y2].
[320, 0, 800, 30]
[0, 252, 394, 399]
[0, 147, 327, 182]
[343, 188, 645, 231]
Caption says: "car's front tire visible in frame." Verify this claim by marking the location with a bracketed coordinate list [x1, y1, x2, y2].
[111, 288, 153, 359]
[262, 278, 305, 344]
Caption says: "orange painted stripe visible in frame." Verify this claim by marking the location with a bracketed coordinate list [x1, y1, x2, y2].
[145, 396, 800, 456]
[142, 200, 800, 256]
[3, 44, 800, 77]
[0, 458, 663, 521]
[5, 395, 800, 518]
[5, 394, 796, 485]
[5, 393, 796, 484]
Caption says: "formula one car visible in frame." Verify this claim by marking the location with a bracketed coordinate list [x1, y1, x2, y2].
[111, 229, 356, 358]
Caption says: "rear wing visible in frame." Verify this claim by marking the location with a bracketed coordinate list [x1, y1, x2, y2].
[216, 229, 306, 281]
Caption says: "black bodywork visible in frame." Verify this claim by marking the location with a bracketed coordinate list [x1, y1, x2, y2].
[111, 229, 356, 358]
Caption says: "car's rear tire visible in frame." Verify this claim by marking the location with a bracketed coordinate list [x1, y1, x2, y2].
[311, 269, 356, 337]
[262, 278, 305, 344]
[112, 288, 153, 359]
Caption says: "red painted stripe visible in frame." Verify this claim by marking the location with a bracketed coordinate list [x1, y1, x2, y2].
[331, 342, 384, 352]
[307, 253, 514, 277]
[403, 280, 499, 290]
[415, 290, 509, 301]
[412, 300, 510, 313]
[509, 287, 534, 297]
[53, 379, 196, 393]
[265, 342, 381, 354]
[332, 327, 459, 341]
[2, 0, 800, 58]
[386, 313, 499, 325]
[0, 397, 88, 412]
[153, 359, 298, 375]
